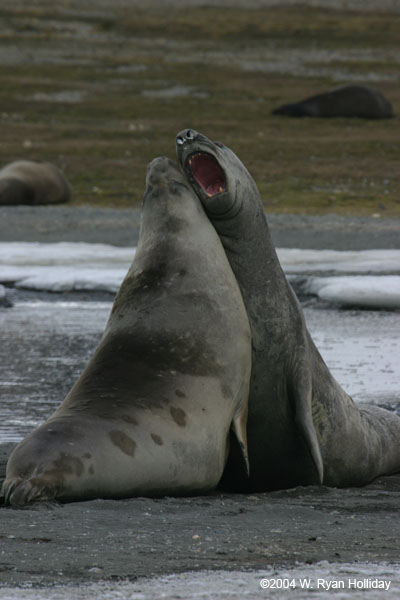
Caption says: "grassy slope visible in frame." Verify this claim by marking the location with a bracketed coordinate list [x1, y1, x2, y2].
[0, 2, 399, 215]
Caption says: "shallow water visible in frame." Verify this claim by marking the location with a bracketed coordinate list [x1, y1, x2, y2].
[0, 299, 399, 443]
[0, 301, 111, 442]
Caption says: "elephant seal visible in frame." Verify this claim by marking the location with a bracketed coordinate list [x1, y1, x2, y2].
[0, 160, 71, 205]
[1, 157, 251, 506]
[176, 128, 400, 491]
[272, 85, 394, 119]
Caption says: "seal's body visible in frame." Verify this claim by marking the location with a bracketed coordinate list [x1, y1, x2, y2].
[272, 85, 393, 119]
[2, 157, 251, 505]
[0, 160, 71, 205]
[176, 129, 400, 490]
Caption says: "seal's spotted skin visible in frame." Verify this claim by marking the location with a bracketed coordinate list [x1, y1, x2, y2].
[1, 157, 251, 506]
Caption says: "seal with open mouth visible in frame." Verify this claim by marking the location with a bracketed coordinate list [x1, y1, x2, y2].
[1, 156, 251, 505]
[176, 128, 400, 491]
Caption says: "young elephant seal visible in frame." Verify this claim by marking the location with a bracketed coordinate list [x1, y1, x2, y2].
[272, 85, 394, 119]
[2, 157, 251, 506]
[176, 128, 400, 491]
[0, 160, 71, 205]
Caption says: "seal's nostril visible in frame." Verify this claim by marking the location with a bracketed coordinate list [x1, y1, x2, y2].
[176, 136, 185, 146]
[186, 130, 194, 140]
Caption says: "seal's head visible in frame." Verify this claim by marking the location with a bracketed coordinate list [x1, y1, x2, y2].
[145, 156, 185, 191]
[144, 156, 193, 210]
[140, 155, 205, 246]
[175, 129, 260, 223]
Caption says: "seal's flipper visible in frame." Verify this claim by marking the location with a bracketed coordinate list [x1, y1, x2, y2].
[291, 358, 323, 484]
[232, 404, 250, 477]
[295, 405, 324, 485]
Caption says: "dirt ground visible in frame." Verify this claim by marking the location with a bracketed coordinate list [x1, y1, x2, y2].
[1, 441, 400, 587]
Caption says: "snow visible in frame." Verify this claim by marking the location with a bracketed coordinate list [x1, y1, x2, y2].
[0, 242, 399, 308]
[0, 563, 399, 600]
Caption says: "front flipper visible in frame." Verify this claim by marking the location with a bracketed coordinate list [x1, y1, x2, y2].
[232, 402, 250, 477]
[218, 405, 250, 493]
[290, 353, 323, 485]
[1, 476, 59, 507]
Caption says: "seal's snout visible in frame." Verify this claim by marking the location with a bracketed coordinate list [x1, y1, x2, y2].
[146, 156, 180, 188]
[176, 129, 198, 146]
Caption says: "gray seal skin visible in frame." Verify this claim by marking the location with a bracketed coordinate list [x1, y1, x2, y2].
[2, 157, 251, 506]
[176, 128, 400, 491]
[0, 160, 71, 205]
[271, 85, 394, 119]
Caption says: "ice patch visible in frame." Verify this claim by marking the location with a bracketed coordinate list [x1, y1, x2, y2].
[0, 242, 134, 293]
[3, 266, 127, 293]
[1, 243, 400, 308]
[277, 248, 400, 274]
[0, 242, 135, 266]
[305, 275, 400, 309]
[0, 563, 398, 599]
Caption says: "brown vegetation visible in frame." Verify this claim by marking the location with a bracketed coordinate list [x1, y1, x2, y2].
[0, 0, 399, 215]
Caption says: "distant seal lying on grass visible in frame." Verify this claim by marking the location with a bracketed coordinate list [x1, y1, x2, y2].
[1, 156, 251, 506]
[271, 85, 394, 119]
[176, 128, 400, 491]
[0, 160, 71, 205]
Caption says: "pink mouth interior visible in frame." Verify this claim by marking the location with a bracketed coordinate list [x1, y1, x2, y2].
[187, 153, 226, 197]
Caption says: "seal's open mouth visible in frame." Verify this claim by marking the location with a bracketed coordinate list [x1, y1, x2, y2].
[186, 152, 226, 197]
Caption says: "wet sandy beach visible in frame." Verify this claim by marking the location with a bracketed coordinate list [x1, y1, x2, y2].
[1, 434, 400, 589]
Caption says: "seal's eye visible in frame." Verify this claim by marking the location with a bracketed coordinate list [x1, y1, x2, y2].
[186, 130, 194, 140]
[186, 153, 227, 197]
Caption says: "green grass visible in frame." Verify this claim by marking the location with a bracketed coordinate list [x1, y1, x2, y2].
[0, 1, 399, 216]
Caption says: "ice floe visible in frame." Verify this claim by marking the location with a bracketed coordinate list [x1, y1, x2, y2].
[0, 242, 399, 308]
[0, 241, 134, 266]
[277, 248, 400, 274]
[0, 242, 133, 293]
[304, 275, 400, 309]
